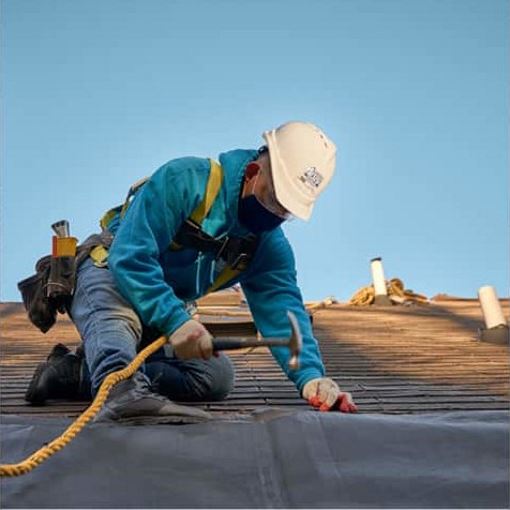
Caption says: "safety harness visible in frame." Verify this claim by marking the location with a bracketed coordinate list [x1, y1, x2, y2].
[93, 159, 258, 294]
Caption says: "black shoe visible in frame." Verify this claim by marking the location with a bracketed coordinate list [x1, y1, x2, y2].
[25, 343, 90, 405]
[93, 372, 212, 425]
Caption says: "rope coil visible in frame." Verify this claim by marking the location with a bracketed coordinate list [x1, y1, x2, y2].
[349, 278, 428, 306]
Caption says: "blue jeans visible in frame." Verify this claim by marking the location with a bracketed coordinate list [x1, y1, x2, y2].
[70, 258, 235, 400]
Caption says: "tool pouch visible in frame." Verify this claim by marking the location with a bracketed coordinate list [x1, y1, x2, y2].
[17, 255, 56, 333]
[17, 231, 113, 333]
[46, 255, 77, 313]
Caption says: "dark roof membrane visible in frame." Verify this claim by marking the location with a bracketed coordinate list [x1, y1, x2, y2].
[1, 409, 509, 508]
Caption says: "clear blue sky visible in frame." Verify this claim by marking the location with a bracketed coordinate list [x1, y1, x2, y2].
[1, 0, 508, 302]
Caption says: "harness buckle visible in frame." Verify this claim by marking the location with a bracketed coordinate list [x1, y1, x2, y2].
[219, 236, 254, 271]
[230, 252, 250, 271]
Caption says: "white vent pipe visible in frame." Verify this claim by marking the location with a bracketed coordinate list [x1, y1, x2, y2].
[478, 286, 507, 329]
[370, 257, 387, 296]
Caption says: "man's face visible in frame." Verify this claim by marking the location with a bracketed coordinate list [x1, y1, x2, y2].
[241, 152, 290, 219]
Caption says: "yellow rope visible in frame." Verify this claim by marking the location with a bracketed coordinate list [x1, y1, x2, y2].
[349, 278, 428, 306]
[0, 335, 167, 478]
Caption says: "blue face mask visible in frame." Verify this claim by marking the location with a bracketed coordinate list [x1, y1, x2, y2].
[238, 195, 285, 233]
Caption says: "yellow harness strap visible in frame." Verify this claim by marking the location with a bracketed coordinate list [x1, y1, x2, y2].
[191, 160, 223, 224]
[170, 159, 223, 250]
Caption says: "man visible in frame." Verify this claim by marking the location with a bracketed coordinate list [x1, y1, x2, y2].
[26, 121, 357, 421]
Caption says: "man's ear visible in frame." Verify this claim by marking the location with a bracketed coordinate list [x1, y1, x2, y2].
[245, 162, 261, 181]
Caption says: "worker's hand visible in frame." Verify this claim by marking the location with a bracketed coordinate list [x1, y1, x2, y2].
[169, 319, 214, 360]
[302, 377, 358, 413]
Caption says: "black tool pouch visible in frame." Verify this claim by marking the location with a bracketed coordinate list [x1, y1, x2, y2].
[17, 254, 76, 333]
[17, 255, 57, 333]
[17, 231, 113, 333]
[46, 256, 77, 313]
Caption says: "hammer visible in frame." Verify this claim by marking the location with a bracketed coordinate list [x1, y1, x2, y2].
[211, 311, 302, 370]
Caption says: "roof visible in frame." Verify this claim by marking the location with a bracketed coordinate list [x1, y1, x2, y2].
[1, 297, 508, 416]
[1, 297, 509, 508]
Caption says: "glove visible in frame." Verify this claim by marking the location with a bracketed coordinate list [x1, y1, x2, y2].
[169, 319, 214, 360]
[302, 377, 358, 413]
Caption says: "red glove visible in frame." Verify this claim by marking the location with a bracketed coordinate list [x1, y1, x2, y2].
[302, 377, 358, 413]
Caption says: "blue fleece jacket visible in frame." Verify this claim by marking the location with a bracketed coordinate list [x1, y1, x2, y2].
[107, 149, 325, 392]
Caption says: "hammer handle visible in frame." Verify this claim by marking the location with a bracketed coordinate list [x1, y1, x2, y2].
[212, 338, 289, 351]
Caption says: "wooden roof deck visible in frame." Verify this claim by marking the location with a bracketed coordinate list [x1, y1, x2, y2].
[1, 299, 508, 416]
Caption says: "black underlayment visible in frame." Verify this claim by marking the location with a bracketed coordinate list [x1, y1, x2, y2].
[1, 409, 509, 508]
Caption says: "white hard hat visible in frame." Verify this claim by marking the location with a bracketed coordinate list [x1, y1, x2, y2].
[262, 121, 337, 220]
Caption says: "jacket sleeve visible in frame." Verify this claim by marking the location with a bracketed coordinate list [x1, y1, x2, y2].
[107, 158, 207, 336]
[240, 228, 325, 394]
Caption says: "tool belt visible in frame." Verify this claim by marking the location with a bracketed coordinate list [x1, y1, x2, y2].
[17, 232, 113, 333]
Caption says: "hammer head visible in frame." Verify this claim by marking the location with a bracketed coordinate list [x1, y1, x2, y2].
[286, 311, 303, 370]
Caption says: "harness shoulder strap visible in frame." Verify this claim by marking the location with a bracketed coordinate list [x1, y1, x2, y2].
[190, 159, 223, 225]
[171, 159, 223, 250]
